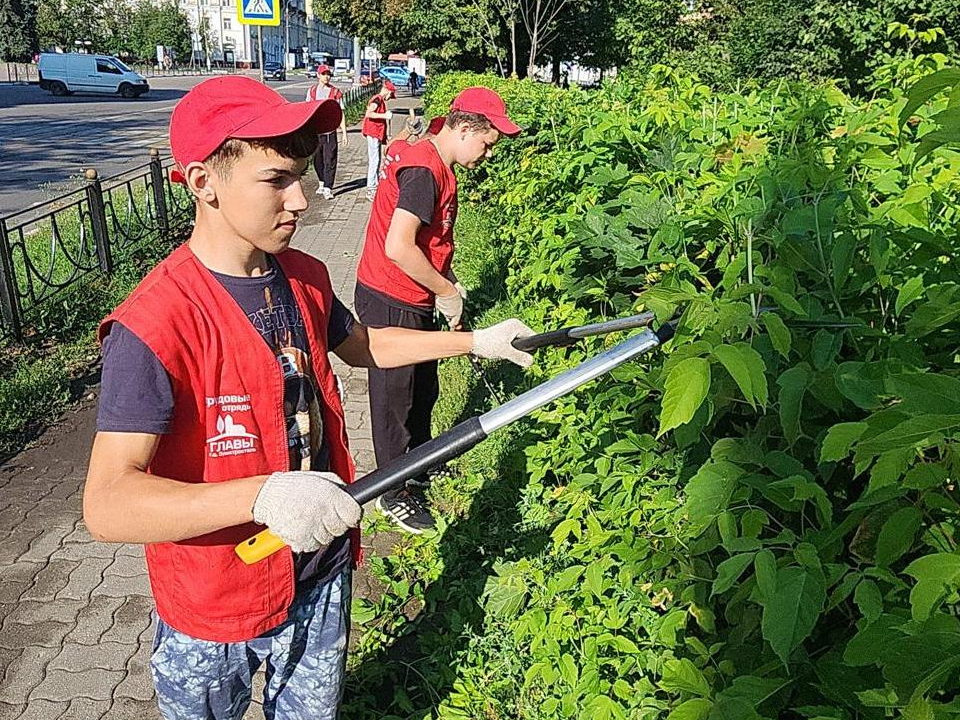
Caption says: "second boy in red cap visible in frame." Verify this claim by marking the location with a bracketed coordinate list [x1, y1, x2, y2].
[306, 64, 347, 200]
[355, 87, 521, 533]
[82, 76, 532, 720]
[361, 79, 396, 201]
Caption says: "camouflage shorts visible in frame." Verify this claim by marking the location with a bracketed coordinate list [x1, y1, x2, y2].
[150, 567, 351, 720]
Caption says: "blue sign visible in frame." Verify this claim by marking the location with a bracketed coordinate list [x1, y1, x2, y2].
[237, 0, 280, 26]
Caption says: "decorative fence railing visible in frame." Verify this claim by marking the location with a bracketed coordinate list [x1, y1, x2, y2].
[0, 150, 193, 341]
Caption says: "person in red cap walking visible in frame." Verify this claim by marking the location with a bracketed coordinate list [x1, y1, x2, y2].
[306, 64, 347, 200]
[82, 76, 533, 720]
[355, 87, 521, 533]
[361, 79, 396, 200]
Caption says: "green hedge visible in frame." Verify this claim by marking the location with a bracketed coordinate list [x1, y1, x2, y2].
[347, 63, 960, 719]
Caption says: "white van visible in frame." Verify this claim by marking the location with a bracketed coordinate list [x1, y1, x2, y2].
[38, 53, 149, 98]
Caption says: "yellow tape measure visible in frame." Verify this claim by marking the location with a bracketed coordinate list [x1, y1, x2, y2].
[235, 529, 285, 565]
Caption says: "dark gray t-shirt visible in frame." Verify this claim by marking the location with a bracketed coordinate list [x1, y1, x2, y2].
[98, 257, 355, 588]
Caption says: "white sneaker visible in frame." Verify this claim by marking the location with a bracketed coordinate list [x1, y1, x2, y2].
[322, 187, 334, 200]
[315, 183, 325, 196]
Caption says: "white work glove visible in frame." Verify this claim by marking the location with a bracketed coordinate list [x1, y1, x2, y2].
[472, 319, 536, 368]
[385, 111, 394, 120]
[435, 283, 467, 329]
[252, 471, 361, 553]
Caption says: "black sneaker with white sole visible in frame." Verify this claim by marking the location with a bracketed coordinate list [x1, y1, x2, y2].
[376, 488, 436, 534]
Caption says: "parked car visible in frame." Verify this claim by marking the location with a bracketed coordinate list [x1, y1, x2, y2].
[377, 65, 410, 87]
[38, 53, 149, 98]
[263, 61, 286, 81]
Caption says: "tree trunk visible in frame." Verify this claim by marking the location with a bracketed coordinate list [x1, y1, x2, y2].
[526, 31, 536, 78]
[509, 18, 517, 77]
[551, 54, 560, 84]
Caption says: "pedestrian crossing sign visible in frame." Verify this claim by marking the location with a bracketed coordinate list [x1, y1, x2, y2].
[237, 0, 280, 26]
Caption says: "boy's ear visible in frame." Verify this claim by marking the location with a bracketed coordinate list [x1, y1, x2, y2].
[185, 162, 217, 203]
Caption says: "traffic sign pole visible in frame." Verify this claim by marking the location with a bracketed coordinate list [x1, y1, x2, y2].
[237, 0, 280, 80]
[258, 28, 265, 83]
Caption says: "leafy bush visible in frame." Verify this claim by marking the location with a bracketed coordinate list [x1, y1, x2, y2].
[354, 67, 960, 718]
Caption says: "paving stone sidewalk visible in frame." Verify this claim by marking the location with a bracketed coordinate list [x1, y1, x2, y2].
[0, 94, 421, 719]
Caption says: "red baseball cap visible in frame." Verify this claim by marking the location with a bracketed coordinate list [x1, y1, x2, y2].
[383, 79, 396, 97]
[450, 87, 521, 137]
[168, 76, 342, 184]
[316, 64, 332, 75]
[427, 115, 446, 135]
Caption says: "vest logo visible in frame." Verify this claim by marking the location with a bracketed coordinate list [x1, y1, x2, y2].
[207, 414, 259, 458]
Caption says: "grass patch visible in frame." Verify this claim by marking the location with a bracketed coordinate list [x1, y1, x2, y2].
[0, 235, 180, 457]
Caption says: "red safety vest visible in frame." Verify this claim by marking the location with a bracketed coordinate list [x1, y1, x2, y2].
[356, 139, 458, 307]
[98, 244, 358, 643]
[361, 95, 388, 141]
[307, 84, 343, 103]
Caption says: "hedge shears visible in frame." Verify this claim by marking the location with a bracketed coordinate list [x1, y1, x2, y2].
[235, 314, 673, 564]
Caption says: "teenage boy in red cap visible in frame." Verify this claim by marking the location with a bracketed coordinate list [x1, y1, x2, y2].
[306, 64, 347, 200]
[82, 76, 533, 720]
[361, 79, 396, 200]
[355, 87, 521, 533]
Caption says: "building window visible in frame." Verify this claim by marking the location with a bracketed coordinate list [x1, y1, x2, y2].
[223, 16, 231, 29]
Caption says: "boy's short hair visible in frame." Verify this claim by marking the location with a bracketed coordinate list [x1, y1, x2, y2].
[205, 125, 320, 180]
[445, 110, 493, 133]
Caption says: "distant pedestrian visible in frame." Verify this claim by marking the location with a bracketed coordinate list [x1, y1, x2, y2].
[306, 64, 347, 199]
[408, 69, 419, 95]
[361, 79, 396, 201]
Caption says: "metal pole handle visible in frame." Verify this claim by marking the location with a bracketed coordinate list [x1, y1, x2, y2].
[511, 312, 656, 352]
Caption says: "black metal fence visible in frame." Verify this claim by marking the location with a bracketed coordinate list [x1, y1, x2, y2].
[0, 150, 193, 341]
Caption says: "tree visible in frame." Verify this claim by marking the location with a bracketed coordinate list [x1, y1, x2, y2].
[0, 0, 38, 60]
[519, 0, 569, 77]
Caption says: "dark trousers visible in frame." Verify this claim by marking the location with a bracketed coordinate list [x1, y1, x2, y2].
[354, 284, 439, 495]
[313, 133, 338, 189]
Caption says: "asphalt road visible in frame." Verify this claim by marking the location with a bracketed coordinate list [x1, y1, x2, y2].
[0, 73, 331, 218]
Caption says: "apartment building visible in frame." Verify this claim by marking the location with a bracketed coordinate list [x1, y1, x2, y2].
[178, 0, 353, 67]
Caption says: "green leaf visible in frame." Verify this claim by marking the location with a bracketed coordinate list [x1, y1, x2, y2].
[777, 364, 811, 445]
[586, 695, 627, 720]
[660, 657, 711, 696]
[760, 566, 826, 667]
[559, 652, 578, 687]
[853, 579, 883, 624]
[712, 553, 756, 596]
[741, 343, 769, 407]
[713, 344, 756, 408]
[754, 549, 778, 601]
[761, 312, 792, 358]
[875, 506, 923, 567]
[890, 373, 960, 415]
[707, 696, 763, 720]
[896, 275, 925, 316]
[659, 357, 712, 436]
[904, 463, 947, 490]
[855, 414, 960, 457]
[904, 553, 960, 620]
[721, 675, 789, 703]
[819, 422, 868, 462]
[899, 68, 960, 127]
[667, 699, 713, 720]
[685, 461, 743, 536]
[483, 565, 529, 619]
